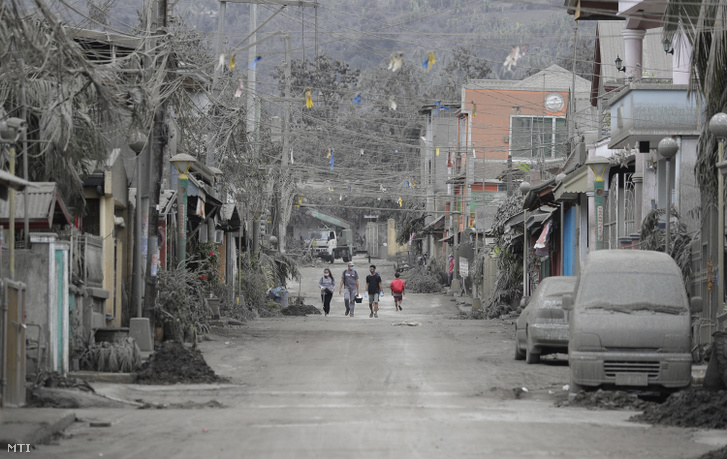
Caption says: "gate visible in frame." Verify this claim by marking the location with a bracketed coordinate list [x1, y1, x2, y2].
[2, 279, 27, 406]
[366, 222, 379, 258]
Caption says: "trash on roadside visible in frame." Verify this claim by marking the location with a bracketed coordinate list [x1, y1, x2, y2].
[392, 321, 421, 326]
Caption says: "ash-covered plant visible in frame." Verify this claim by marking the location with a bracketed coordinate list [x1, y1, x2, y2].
[639, 206, 693, 289]
[79, 338, 141, 373]
[402, 266, 444, 293]
[155, 264, 211, 344]
[483, 195, 526, 318]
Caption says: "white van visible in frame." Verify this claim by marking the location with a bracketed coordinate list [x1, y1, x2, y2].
[562, 250, 702, 394]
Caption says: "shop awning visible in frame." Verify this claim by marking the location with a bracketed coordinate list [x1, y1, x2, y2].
[422, 215, 445, 233]
[554, 165, 588, 201]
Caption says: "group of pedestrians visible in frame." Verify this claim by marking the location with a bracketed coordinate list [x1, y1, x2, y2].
[317, 261, 406, 318]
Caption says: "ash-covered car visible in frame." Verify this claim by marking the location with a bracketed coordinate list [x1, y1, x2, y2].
[515, 276, 577, 364]
[562, 250, 702, 395]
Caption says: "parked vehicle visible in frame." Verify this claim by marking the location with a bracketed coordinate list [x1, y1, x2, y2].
[562, 250, 702, 395]
[301, 207, 356, 263]
[515, 276, 576, 364]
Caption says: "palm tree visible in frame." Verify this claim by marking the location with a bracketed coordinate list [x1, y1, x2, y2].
[664, 0, 727, 203]
[0, 1, 130, 211]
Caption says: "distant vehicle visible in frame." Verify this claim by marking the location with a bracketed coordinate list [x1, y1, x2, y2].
[562, 250, 702, 395]
[301, 207, 356, 263]
[515, 276, 576, 364]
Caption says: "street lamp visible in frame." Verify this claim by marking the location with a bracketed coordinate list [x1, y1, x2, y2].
[586, 156, 611, 250]
[128, 129, 146, 318]
[658, 137, 678, 255]
[520, 181, 531, 298]
[170, 153, 196, 266]
[709, 112, 727, 314]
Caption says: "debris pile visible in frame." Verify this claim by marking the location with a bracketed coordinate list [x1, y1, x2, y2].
[459, 308, 485, 320]
[136, 341, 225, 385]
[556, 389, 655, 411]
[630, 388, 727, 429]
[695, 446, 727, 459]
[402, 267, 444, 293]
[281, 304, 322, 316]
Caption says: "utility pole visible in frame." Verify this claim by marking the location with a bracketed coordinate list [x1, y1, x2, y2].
[142, 0, 168, 326]
[277, 33, 291, 253]
[211, 0, 317, 254]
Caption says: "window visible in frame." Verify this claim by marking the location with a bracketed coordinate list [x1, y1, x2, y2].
[510, 116, 567, 159]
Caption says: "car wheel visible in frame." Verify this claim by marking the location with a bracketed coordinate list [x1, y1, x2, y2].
[525, 331, 540, 364]
[514, 334, 525, 361]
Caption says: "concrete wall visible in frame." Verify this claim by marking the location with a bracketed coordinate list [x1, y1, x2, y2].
[4, 233, 70, 374]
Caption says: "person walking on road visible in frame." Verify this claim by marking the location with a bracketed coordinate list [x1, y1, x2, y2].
[318, 268, 335, 316]
[339, 261, 359, 317]
[390, 272, 405, 311]
[366, 265, 383, 318]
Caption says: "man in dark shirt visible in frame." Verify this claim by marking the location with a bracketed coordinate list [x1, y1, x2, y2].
[366, 264, 383, 318]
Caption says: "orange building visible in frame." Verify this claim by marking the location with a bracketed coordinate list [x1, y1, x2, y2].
[446, 65, 590, 234]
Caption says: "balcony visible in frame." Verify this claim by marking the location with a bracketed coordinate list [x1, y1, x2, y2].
[607, 81, 702, 149]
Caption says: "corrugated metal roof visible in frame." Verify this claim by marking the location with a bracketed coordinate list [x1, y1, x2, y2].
[466, 65, 590, 93]
[0, 182, 72, 228]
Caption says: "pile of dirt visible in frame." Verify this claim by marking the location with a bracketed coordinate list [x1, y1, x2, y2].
[281, 303, 322, 316]
[136, 341, 225, 385]
[629, 388, 727, 429]
[556, 389, 656, 411]
[695, 446, 727, 459]
[459, 308, 485, 320]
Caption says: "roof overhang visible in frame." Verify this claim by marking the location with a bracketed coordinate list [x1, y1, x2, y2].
[565, 0, 621, 20]
[0, 182, 72, 229]
[554, 165, 589, 201]
[422, 215, 445, 233]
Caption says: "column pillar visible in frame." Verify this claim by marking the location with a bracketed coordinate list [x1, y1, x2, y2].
[621, 28, 646, 81]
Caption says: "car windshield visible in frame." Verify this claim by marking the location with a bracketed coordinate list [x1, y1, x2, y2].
[307, 231, 328, 240]
[578, 272, 686, 314]
[536, 279, 575, 308]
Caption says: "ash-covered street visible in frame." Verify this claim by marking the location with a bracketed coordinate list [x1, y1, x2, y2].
[30, 256, 724, 459]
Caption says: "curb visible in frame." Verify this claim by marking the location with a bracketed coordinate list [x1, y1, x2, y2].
[69, 371, 138, 384]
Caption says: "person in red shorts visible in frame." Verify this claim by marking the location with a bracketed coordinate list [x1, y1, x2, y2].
[389, 272, 405, 311]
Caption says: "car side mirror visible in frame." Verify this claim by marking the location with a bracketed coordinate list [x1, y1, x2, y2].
[690, 296, 703, 314]
[561, 294, 573, 311]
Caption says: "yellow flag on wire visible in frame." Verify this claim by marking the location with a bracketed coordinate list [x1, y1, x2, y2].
[423, 51, 436, 71]
[436, 147, 440, 156]
[229, 54, 236, 70]
[305, 89, 313, 109]
[397, 197, 403, 207]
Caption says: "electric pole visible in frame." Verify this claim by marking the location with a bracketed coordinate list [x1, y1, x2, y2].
[142, 0, 168, 325]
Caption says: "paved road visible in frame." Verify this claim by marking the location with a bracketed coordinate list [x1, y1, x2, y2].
[33, 256, 726, 458]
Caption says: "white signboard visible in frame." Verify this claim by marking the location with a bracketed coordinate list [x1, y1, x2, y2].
[459, 258, 469, 277]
